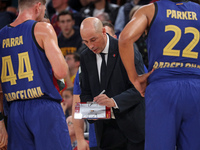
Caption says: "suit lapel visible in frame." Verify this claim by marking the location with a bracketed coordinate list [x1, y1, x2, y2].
[85, 36, 119, 93]
[86, 51, 101, 92]
[106, 36, 118, 87]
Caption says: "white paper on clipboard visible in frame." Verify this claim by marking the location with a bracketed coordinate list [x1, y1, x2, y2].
[74, 102, 111, 119]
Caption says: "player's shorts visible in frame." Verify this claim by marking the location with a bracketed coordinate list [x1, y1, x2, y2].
[7, 99, 72, 150]
[145, 79, 200, 150]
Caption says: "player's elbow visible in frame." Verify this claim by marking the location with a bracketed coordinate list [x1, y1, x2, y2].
[54, 71, 68, 80]
[119, 32, 130, 46]
[53, 62, 69, 79]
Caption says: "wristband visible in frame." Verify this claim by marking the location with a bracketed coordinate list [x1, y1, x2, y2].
[0, 112, 4, 121]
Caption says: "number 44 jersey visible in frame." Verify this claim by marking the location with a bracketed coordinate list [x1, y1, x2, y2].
[147, 1, 200, 83]
[0, 20, 62, 102]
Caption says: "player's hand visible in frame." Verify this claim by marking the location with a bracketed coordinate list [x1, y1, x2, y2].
[133, 69, 154, 97]
[93, 94, 115, 108]
[77, 139, 90, 150]
[0, 120, 8, 149]
[0, 145, 7, 150]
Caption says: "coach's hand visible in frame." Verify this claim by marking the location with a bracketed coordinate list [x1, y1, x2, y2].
[94, 94, 116, 108]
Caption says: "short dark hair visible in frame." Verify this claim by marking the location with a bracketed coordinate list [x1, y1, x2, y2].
[18, 0, 46, 8]
[73, 53, 80, 62]
[102, 21, 115, 35]
[64, 87, 74, 95]
[57, 10, 74, 22]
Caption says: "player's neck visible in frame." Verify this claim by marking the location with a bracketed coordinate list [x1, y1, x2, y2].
[10, 9, 36, 27]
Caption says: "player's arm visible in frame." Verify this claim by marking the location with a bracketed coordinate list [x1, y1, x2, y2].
[0, 83, 8, 148]
[34, 22, 68, 79]
[72, 95, 90, 150]
[119, 4, 150, 83]
[64, 73, 74, 88]
[118, 4, 154, 96]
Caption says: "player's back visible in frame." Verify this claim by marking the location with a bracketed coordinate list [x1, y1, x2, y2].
[147, 0, 200, 83]
[0, 20, 62, 102]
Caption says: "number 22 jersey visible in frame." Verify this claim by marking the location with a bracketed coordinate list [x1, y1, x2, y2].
[147, 0, 200, 83]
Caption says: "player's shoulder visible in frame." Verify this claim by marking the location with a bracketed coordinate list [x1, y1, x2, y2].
[133, 3, 155, 20]
[139, 3, 155, 13]
[35, 22, 52, 30]
[136, 3, 155, 26]
[34, 22, 54, 34]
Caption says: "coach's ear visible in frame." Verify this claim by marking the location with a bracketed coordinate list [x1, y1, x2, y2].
[102, 27, 107, 35]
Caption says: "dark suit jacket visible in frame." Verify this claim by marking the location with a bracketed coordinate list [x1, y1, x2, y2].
[80, 35, 145, 149]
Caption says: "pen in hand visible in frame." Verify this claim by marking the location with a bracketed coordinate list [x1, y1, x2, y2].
[91, 90, 106, 106]
[98, 90, 105, 96]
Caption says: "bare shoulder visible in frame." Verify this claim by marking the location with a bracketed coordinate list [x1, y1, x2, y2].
[34, 22, 57, 49]
[34, 22, 55, 36]
[139, 3, 155, 11]
[137, 3, 155, 26]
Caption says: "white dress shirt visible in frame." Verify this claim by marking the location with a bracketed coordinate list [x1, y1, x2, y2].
[96, 34, 109, 82]
[95, 35, 118, 118]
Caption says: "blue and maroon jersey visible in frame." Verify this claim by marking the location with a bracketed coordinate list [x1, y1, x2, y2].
[147, 0, 200, 83]
[0, 20, 62, 102]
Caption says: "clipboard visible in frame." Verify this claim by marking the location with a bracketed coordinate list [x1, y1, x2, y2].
[74, 102, 111, 119]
